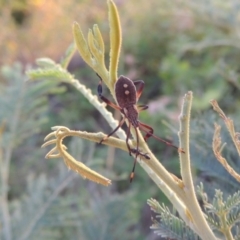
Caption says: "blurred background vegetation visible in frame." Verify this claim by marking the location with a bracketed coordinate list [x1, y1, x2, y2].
[1, 0, 240, 239]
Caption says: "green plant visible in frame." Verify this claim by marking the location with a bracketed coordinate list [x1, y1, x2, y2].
[0, 62, 66, 240]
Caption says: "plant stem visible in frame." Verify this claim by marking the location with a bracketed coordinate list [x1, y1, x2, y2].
[219, 210, 234, 240]
[19, 173, 76, 240]
[1, 78, 25, 240]
[179, 92, 218, 240]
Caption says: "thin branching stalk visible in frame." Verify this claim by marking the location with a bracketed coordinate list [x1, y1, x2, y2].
[212, 123, 240, 182]
[211, 99, 240, 156]
[19, 173, 76, 240]
[218, 208, 234, 240]
[0, 122, 12, 240]
[178, 92, 217, 239]
[1, 77, 26, 240]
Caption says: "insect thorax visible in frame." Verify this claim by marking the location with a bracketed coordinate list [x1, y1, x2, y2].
[115, 75, 137, 108]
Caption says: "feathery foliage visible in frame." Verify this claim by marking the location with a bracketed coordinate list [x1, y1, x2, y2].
[147, 198, 200, 240]
[197, 183, 240, 239]
[0, 62, 67, 240]
[10, 162, 138, 240]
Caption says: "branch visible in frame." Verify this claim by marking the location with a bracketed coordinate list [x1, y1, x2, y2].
[210, 99, 240, 182]
[177, 92, 218, 239]
[42, 126, 114, 186]
[211, 99, 240, 156]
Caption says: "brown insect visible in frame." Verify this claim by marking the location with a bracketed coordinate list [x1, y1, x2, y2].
[97, 75, 184, 182]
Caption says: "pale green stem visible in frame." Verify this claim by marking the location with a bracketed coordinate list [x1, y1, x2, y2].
[49, 127, 130, 153]
[139, 161, 193, 228]
[179, 92, 218, 240]
[219, 210, 234, 240]
[19, 174, 75, 240]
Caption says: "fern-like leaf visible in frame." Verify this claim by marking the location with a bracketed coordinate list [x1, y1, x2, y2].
[228, 207, 240, 226]
[27, 65, 73, 82]
[234, 226, 240, 240]
[205, 214, 221, 230]
[224, 191, 240, 212]
[197, 183, 240, 238]
[60, 42, 77, 69]
[147, 198, 200, 240]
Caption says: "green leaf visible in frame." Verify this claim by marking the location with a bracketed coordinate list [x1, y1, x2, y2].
[108, 0, 122, 87]
[27, 66, 73, 82]
[148, 198, 200, 240]
[60, 42, 77, 69]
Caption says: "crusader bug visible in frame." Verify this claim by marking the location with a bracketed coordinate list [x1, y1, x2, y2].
[97, 75, 184, 182]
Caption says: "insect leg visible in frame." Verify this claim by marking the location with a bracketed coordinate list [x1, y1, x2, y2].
[129, 127, 141, 182]
[99, 95, 122, 110]
[139, 122, 185, 153]
[135, 127, 140, 157]
[125, 122, 150, 160]
[125, 122, 133, 156]
[138, 121, 154, 142]
[130, 159, 137, 182]
[137, 104, 148, 112]
[99, 117, 126, 144]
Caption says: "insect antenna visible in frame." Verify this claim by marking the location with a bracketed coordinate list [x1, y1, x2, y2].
[96, 73, 103, 97]
[130, 157, 138, 183]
